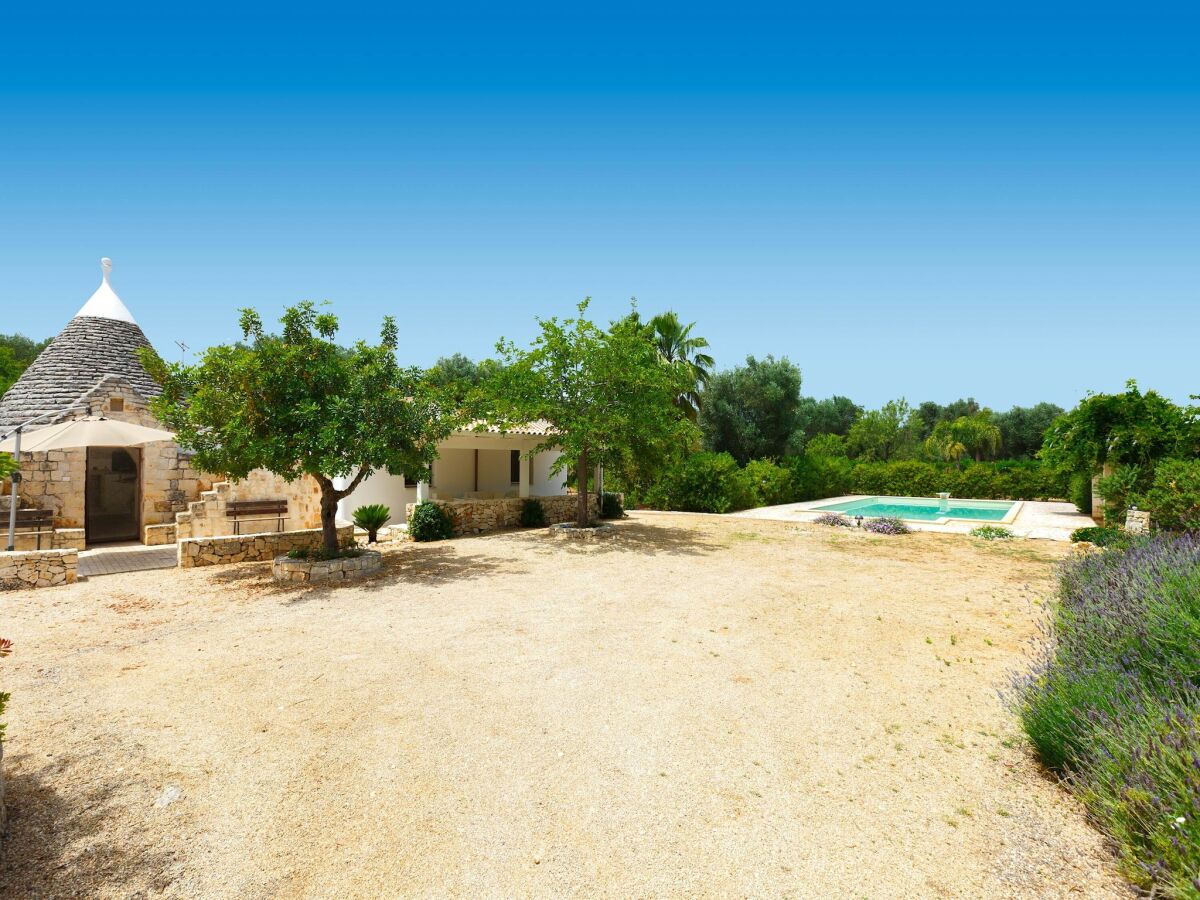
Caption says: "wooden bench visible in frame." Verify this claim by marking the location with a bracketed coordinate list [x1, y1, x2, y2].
[12, 509, 55, 550]
[225, 500, 288, 535]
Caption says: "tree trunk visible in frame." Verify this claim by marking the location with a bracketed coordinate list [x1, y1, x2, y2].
[577, 447, 590, 528]
[319, 480, 340, 553]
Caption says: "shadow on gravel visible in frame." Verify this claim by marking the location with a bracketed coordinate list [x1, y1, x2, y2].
[0, 752, 176, 897]
[204, 543, 530, 602]
[529, 520, 724, 558]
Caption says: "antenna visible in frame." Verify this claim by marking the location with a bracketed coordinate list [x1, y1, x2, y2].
[175, 340, 189, 363]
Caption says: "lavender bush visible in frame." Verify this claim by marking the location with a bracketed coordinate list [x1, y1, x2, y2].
[862, 516, 910, 535]
[1016, 534, 1200, 897]
[813, 512, 851, 527]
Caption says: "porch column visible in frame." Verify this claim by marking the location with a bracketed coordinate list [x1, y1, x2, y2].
[518, 450, 531, 498]
[416, 481, 430, 502]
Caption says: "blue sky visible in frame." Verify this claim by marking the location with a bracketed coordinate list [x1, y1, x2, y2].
[1, 3, 1196, 409]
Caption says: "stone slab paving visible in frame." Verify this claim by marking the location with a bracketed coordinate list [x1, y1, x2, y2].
[78, 543, 178, 578]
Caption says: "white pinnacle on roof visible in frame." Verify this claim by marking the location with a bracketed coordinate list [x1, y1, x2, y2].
[74, 257, 137, 324]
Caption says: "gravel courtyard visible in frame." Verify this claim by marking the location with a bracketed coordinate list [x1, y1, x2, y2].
[0, 513, 1125, 898]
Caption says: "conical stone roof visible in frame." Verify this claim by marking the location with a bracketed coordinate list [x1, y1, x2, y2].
[0, 259, 162, 430]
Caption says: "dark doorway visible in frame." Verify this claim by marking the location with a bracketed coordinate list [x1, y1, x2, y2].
[85, 447, 141, 544]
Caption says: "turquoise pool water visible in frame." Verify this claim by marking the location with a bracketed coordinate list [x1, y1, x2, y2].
[813, 496, 1015, 522]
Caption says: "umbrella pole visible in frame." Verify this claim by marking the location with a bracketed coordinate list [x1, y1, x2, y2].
[5, 427, 20, 552]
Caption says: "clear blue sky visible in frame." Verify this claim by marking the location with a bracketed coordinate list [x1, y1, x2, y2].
[2, 2, 1196, 410]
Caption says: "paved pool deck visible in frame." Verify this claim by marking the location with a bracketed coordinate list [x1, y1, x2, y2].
[730, 495, 1095, 541]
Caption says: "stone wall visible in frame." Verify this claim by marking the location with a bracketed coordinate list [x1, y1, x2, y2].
[178, 525, 354, 568]
[273, 549, 382, 583]
[175, 473, 323, 540]
[0, 549, 78, 589]
[405, 493, 601, 537]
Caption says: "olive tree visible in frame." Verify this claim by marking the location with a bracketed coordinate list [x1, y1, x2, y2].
[143, 301, 452, 552]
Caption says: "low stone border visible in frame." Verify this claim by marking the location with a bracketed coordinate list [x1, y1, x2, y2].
[0, 549, 78, 589]
[178, 525, 354, 568]
[548, 522, 616, 540]
[272, 550, 382, 583]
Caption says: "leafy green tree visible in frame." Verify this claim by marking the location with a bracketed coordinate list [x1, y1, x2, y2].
[489, 299, 695, 527]
[993, 402, 1066, 459]
[143, 301, 452, 552]
[796, 395, 861, 442]
[647, 311, 714, 420]
[1040, 381, 1199, 476]
[699, 355, 803, 465]
[804, 432, 848, 457]
[424, 353, 503, 412]
[847, 399, 915, 461]
[0, 333, 51, 397]
[925, 411, 1002, 464]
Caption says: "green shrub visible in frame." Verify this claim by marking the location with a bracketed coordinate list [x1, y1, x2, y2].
[519, 497, 547, 527]
[1097, 465, 1145, 526]
[1069, 526, 1129, 548]
[408, 501, 455, 542]
[1016, 536, 1200, 896]
[352, 503, 391, 543]
[970, 525, 1014, 540]
[1070, 471, 1093, 514]
[645, 452, 754, 513]
[599, 491, 624, 519]
[741, 458, 795, 506]
[784, 452, 853, 501]
[852, 460, 944, 497]
[1139, 457, 1200, 532]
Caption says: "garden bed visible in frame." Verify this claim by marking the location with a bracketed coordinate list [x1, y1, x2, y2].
[272, 549, 382, 583]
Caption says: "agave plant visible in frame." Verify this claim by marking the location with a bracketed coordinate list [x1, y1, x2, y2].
[352, 503, 391, 543]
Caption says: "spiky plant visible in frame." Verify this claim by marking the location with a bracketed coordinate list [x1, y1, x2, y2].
[352, 503, 391, 543]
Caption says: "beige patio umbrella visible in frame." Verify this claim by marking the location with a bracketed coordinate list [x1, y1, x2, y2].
[2, 416, 175, 550]
[0, 417, 175, 454]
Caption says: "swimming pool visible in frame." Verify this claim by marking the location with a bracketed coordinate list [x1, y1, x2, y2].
[812, 496, 1018, 523]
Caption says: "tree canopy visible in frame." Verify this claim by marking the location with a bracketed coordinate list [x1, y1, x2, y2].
[143, 301, 451, 551]
[0, 332, 51, 397]
[846, 398, 915, 461]
[1040, 380, 1199, 476]
[699, 355, 803, 465]
[489, 299, 694, 526]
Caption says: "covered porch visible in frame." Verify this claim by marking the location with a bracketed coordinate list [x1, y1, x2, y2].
[336, 428, 582, 527]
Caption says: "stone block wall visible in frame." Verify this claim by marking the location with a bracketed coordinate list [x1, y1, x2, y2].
[0, 549, 78, 589]
[143, 523, 177, 545]
[405, 493, 601, 537]
[175, 473, 323, 540]
[178, 525, 353, 568]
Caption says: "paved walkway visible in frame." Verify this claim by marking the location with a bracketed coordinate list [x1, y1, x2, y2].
[78, 543, 178, 578]
[731, 496, 1095, 540]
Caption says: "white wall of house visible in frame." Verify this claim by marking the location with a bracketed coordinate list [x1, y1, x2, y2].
[335, 436, 569, 527]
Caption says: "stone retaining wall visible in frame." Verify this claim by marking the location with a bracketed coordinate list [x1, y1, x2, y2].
[5, 527, 85, 552]
[405, 494, 602, 537]
[178, 525, 354, 568]
[143, 523, 177, 546]
[175, 472, 323, 540]
[273, 549, 382, 583]
[0, 549, 78, 589]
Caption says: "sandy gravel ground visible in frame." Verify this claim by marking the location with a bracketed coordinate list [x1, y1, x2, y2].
[0, 513, 1126, 899]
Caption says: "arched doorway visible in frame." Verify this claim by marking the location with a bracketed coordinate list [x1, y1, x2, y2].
[85, 446, 141, 544]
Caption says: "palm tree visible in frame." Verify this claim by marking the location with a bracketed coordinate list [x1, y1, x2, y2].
[648, 311, 714, 420]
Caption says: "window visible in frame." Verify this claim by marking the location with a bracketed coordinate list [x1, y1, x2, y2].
[511, 450, 521, 484]
[109, 398, 124, 412]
